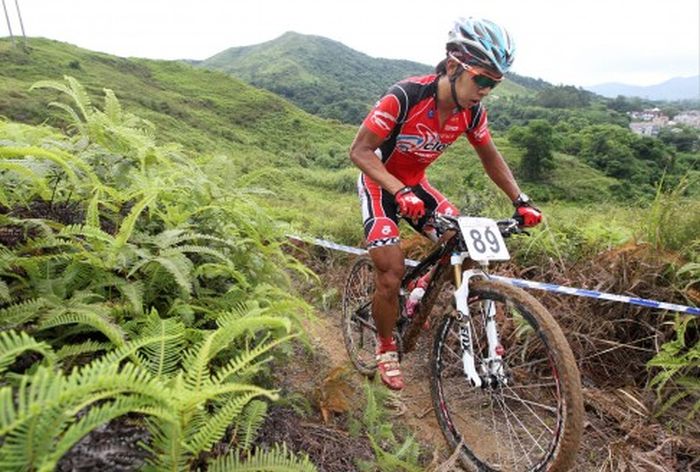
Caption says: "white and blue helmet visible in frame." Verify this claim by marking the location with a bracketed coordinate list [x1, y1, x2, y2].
[447, 17, 516, 75]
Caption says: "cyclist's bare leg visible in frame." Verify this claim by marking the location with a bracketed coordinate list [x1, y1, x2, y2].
[369, 244, 406, 390]
[369, 245, 404, 338]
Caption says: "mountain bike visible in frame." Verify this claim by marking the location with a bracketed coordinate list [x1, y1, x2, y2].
[342, 214, 583, 471]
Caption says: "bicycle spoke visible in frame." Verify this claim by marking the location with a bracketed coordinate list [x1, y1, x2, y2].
[342, 258, 379, 375]
[493, 391, 532, 469]
[495, 391, 543, 464]
[501, 387, 559, 418]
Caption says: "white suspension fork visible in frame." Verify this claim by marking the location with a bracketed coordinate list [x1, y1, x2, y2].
[484, 299, 505, 380]
[452, 261, 505, 386]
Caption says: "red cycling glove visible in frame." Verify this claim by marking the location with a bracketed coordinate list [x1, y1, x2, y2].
[514, 205, 542, 227]
[394, 186, 425, 220]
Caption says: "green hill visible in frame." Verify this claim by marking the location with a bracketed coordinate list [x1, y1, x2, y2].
[0, 37, 650, 242]
[0, 37, 354, 158]
[199, 31, 531, 124]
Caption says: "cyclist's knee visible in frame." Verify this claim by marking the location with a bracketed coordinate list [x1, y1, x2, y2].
[370, 246, 404, 295]
[375, 268, 402, 295]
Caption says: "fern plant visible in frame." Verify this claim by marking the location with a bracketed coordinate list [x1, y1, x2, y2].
[0, 330, 56, 375]
[0, 360, 172, 471]
[208, 444, 317, 472]
[0, 306, 304, 471]
[353, 381, 423, 472]
[648, 315, 700, 420]
[0, 76, 319, 470]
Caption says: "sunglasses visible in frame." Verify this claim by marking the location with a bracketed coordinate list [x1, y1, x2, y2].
[449, 53, 503, 89]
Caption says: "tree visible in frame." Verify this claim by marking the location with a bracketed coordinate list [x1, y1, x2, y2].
[508, 119, 555, 180]
[536, 85, 592, 108]
[579, 125, 637, 179]
[658, 125, 700, 153]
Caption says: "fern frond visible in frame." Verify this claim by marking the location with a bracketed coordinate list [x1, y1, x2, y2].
[55, 340, 112, 361]
[63, 76, 93, 117]
[0, 363, 170, 470]
[40, 397, 174, 471]
[0, 366, 65, 436]
[92, 332, 183, 372]
[151, 228, 188, 248]
[138, 314, 186, 377]
[0, 146, 80, 187]
[143, 415, 188, 472]
[46, 101, 87, 134]
[62, 261, 98, 294]
[214, 333, 298, 384]
[183, 316, 291, 391]
[149, 254, 193, 295]
[0, 186, 10, 207]
[0, 298, 47, 329]
[0, 160, 51, 198]
[115, 192, 158, 249]
[30, 77, 91, 123]
[59, 224, 115, 245]
[0, 279, 9, 302]
[186, 384, 277, 410]
[85, 191, 101, 227]
[0, 330, 56, 375]
[38, 310, 126, 348]
[187, 391, 260, 454]
[194, 262, 249, 287]
[29, 79, 73, 97]
[207, 443, 317, 472]
[112, 279, 144, 316]
[170, 244, 229, 262]
[103, 88, 123, 124]
[153, 229, 237, 250]
[235, 399, 268, 452]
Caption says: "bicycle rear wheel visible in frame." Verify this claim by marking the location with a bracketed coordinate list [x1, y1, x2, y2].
[342, 256, 378, 375]
[431, 279, 583, 471]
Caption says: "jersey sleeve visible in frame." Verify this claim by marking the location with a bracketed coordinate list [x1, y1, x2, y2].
[362, 90, 403, 140]
[466, 105, 492, 147]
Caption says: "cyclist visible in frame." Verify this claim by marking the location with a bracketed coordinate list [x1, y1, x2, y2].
[349, 17, 542, 390]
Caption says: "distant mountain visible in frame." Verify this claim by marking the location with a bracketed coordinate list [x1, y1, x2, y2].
[199, 31, 531, 124]
[586, 76, 700, 101]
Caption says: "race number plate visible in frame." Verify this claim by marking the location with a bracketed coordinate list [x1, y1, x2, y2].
[457, 217, 511, 261]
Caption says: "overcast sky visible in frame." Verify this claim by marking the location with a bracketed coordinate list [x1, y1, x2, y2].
[3, 0, 699, 87]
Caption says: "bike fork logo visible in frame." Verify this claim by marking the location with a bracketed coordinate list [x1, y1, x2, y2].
[459, 321, 473, 352]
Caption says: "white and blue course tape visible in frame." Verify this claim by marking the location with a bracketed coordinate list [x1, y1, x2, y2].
[288, 235, 700, 317]
[490, 276, 700, 316]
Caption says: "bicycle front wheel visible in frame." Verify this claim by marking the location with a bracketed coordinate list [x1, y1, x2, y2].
[431, 279, 583, 471]
[342, 256, 378, 375]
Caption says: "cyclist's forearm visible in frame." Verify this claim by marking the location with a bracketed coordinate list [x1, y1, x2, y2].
[475, 142, 521, 202]
[484, 158, 520, 201]
[351, 150, 405, 195]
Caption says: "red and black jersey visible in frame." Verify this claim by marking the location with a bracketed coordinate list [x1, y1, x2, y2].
[362, 74, 491, 186]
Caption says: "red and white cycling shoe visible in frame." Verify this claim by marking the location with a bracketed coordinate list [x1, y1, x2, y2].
[376, 350, 405, 390]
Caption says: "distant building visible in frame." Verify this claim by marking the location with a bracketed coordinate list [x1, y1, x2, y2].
[629, 108, 667, 122]
[629, 122, 660, 136]
[628, 107, 674, 136]
[672, 111, 700, 129]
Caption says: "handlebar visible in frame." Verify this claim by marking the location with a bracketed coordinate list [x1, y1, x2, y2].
[430, 213, 528, 238]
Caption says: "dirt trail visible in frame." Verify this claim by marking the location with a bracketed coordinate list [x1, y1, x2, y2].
[303, 305, 450, 457]
[290, 246, 700, 471]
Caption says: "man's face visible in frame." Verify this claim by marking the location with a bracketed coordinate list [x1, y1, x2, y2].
[448, 56, 502, 108]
